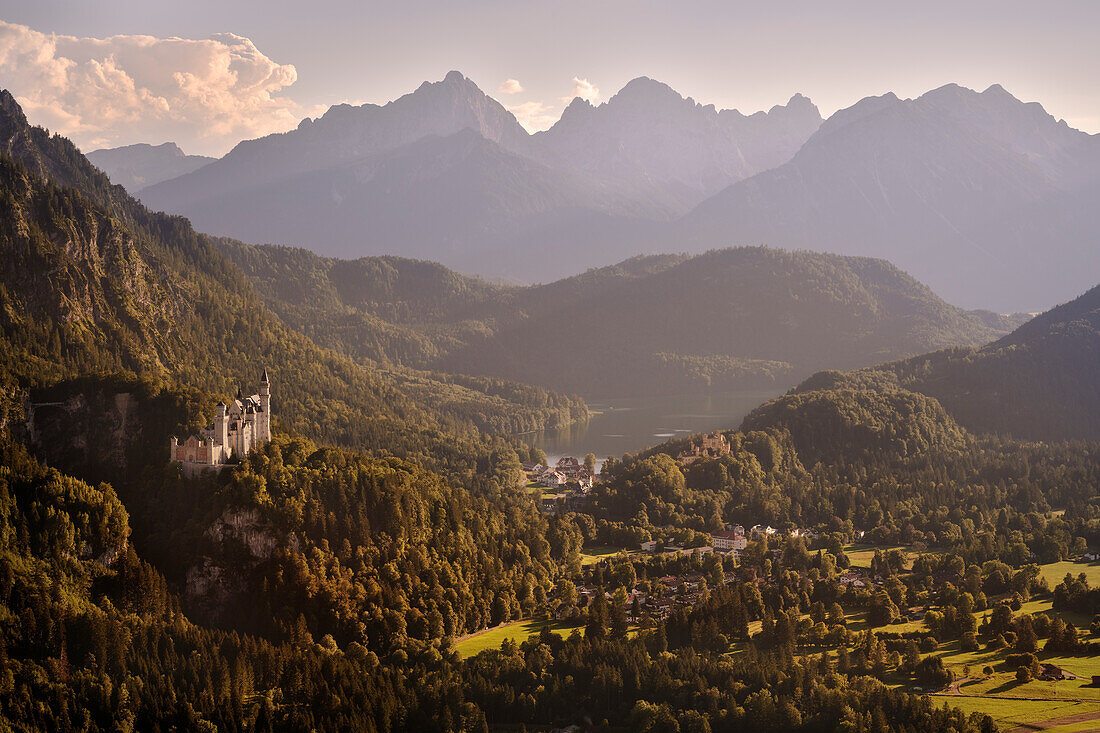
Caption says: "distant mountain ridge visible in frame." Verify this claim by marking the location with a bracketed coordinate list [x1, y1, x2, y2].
[86, 142, 214, 192]
[140, 71, 535, 215]
[137, 72, 821, 279]
[223, 242, 1029, 398]
[680, 83, 1100, 311]
[130, 75, 1098, 312]
[529, 77, 822, 211]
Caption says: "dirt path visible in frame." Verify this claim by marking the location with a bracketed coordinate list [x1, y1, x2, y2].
[947, 676, 972, 694]
[1008, 709, 1100, 732]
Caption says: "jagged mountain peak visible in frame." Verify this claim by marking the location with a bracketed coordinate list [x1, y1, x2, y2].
[0, 89, 28, 128]
[682, 83, 1100, 312]
[86, 141, 215, 192]
[813, 92, 901, 138]
[609, 76, 693, 107]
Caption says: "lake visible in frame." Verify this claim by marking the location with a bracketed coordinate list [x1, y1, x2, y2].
[528, 388, 785, 466]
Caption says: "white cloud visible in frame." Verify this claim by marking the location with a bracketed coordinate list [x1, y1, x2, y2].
[497, 78, 524, 94]
[0, 21, 317, 156]
[508, 101, 558, 133]
[563, 76, 600, 103]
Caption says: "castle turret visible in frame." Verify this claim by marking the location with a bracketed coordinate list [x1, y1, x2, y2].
[214, 401, 229, 463]
[258, 368, 272, 443]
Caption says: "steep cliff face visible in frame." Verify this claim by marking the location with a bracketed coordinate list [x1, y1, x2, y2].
[0, 154, 183, 382]
[13, 377, 201, 488]
[185, 506, 299, 627]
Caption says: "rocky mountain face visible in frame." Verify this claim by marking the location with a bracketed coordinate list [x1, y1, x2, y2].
[531, 77, 821, 211]
[137, 73, 820, 281]
[143, 127, 658, 270]
[86, 142, 214, 193]
[680, 84, 1100, 312]
[140, 71, 530, 214]
[126, 76, 1095, 311]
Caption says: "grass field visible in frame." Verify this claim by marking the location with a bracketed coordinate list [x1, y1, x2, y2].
[580, 545, 625, 566]
[1039, 560, 1100, 589]
[842, 544, 921, 570]
[453, 619, 584, 658]
[943, 695, 1100, 730]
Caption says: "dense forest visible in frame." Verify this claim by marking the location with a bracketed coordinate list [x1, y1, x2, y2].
[584, 384, 1100, 566]
[796, 283, 1100, 441]
[222, 240, 1025, 397]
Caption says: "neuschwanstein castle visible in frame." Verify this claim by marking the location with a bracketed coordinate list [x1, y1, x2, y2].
[170, 369, 272, 473]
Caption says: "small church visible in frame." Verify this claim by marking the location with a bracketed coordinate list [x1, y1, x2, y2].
[170, 369, 272, 473]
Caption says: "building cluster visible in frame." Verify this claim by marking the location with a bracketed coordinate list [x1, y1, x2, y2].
[677, 432, 732, 465]
[571, 572, 713, 621]
[638, 523, 816, 560]
[524, 456, 598, 514]
[526, 456, 596, 489]
[170, 370, 272, 476]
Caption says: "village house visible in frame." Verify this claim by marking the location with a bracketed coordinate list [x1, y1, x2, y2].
[539, 469, 568, 488]
[750, 524, 778, 538]
[556, 456, 582, 477]
[711, 529, 748, 552]
[170, 369, 272, 476]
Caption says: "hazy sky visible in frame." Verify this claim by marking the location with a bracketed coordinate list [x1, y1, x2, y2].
[2, 0, 1097, 155]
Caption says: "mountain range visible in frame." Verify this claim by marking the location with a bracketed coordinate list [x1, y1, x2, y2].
[133, 72, 826, 283]
[128, 74, 1099, 312]
[681, 83, 1100, 311]
[0, 89, 585, 453]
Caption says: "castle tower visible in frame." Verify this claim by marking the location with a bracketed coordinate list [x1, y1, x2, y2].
[258, 367, 271, 443]
[214, 401, 229, 463]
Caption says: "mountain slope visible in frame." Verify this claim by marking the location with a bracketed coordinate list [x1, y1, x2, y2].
[802, 282, 1100, 441]
[681, 84, 1100, 312]
[224, 243, 1028, 398]
[140, 71, 529, 214]
[0, 89, 586, 449]
[138, 73, 823, 282]
[86, 142, 214, 192]
[150, 128, 660, 273]
[532, 77, 821, 211]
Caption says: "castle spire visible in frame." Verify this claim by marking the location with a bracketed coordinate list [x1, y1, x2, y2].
[261, 367, 270, 384]
[236, 384, 243, 400]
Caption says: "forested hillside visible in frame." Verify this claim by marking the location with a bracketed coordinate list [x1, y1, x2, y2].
[796, 282, 1100, 441]
[0, 89, 585, 447]
[225, 243, 1026, 398]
